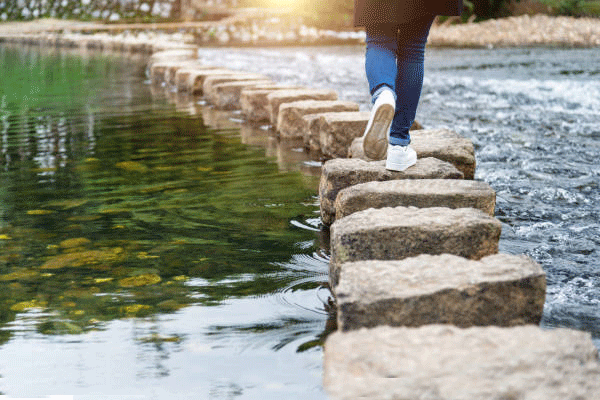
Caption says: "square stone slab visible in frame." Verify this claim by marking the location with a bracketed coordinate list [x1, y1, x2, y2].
[324, 325, 600, 400]
[334, 179, 496, 223]
[240, 86, 307, 123]
[329, 206, 502, 287]
[350, 128, 476, 179]
[277, 100, 360, 139]
[335, 253, 546, 330]
[210, 80, 275, 110]
[267, 89, 338, 125]
[319, 158, 464, 226]
[187, 69, 238, 95]
[202, 73, 270, 102]
[175, 67, 219, 92]
[317, 111, 370, 158]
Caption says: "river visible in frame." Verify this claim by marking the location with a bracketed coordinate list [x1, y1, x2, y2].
[0, 43, 598, 398]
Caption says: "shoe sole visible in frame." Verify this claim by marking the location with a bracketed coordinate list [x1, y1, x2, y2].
[363, 103, 394, 160]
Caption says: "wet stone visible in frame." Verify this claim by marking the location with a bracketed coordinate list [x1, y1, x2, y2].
[240, 86, 307, 123]
[350, 128, 476, 179]
[316, 111, 369, 158]
[211, 80, 275, 110]
[175, 67, 221, 92]
[267, 89, 338, 125]
[277, 100, 360, 139]
[165, 62, 216, 87]
[334, 179, 496, 223]
[319, 158, 464, 226]
[329, 206, 502, 287]
[203, 73, 270, 103]
[334, 253, 546, 331]
[324, 325, 600, 400]
[188, 69, 237, 95]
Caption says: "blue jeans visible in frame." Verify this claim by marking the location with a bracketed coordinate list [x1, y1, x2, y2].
[365, 15, 435, 146]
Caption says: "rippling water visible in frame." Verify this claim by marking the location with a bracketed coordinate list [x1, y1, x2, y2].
[195, 45, 600, 348]
[1, 42, 599, 398]
[0, 45, 329, 398]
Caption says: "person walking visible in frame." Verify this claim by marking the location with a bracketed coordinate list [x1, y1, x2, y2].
[356, 0, 463, 170]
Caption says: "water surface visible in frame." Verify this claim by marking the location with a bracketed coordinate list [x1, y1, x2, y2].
[195, 44, 600, 348]
[0, 45, 328, 399]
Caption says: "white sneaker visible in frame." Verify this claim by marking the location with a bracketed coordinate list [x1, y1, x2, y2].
[363, 89, 395, 160]
[386, 144, 417, 171]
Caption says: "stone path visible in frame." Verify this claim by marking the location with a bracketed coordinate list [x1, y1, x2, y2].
[5, 30, 598, 399]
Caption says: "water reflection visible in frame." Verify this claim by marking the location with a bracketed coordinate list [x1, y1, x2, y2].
[0, 44, 329, 398]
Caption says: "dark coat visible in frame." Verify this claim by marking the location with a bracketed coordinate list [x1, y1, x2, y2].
[354, 0, 463, 27]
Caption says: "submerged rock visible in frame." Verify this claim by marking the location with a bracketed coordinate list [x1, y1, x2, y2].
[118, 273, 162, 287]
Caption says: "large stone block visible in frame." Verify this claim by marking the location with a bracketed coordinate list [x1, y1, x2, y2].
[317, 111, 369, 158]
[240, 86, 307, 123]
[164, 62, 220, 87]
[211, 80, 275, 110]
[188, 69, 237, 95]
[329, 206, 502, 287]
[334, 179, 496, 223]
[267, 89, 338, 125]
[203, 74, 270, 103]
[350, 128, 476, 179]
[335, 253, 546, 331]
[324, 325, 600, 400]
[319, 158, 464, 226]
[276, 100, 359, 139]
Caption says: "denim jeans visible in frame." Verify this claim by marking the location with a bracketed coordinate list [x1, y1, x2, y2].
[365, 15, 436, 146]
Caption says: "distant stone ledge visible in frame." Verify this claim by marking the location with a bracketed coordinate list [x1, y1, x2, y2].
[428, 14, 600, 48]
[1, 14, 599, 48]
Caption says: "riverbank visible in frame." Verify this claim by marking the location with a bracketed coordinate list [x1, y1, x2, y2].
[429, 14, 600, 47]
[1, 13, 599, 48]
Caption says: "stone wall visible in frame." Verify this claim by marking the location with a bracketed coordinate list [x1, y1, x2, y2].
[0, 0, 182, 21]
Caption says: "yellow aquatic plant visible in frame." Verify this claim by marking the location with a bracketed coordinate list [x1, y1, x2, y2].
[10, 299, 47, 311]
[122, 304, 152, 313]
[40, 248, 125, 269]
[60, 238, 92, 249]
[115, 161, 148, 173]
[119, 273, 162, 287]
[27, 210, 54, 215]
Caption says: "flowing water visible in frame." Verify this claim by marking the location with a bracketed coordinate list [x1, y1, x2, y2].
[0, 42, 599, 398]
[195, 44, 600, 348]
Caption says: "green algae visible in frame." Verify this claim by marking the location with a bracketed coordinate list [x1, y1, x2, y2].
[119, 274, 162, 287]
[40, 248, 125, 269]
[115, 161, 149, 173]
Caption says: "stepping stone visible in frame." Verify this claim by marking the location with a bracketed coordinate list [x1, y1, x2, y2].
[188, 69, 238, 95]
[324, 325, 600, 400]
[334, 253, 546, 331]
[164, 62, 217, 87]
[277, 100, 360, 139]
[319, 158, 463, 226]
[149, 48, 197, 65]
[210, 80, 275, 110]
[350, 128, 476, 179]
[175, 67, 221, 92]
[329, 206, 502, 287]
[203, 73, 270, 103]
[267, 89, 338, 125]
[240, 86, 307, 123]
[315, 111, 370, 158]
[334, 179, 496, 223]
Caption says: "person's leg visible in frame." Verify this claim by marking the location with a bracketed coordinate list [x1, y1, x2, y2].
[362, 24, 398, 159]
[389, 15, 436, 146]
[365, 24, 399, 100]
